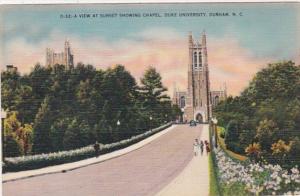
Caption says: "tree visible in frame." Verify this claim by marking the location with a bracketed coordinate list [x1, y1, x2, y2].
[63, 118, 94, 150]
[15, 85, 35, 124]
[28, 64, 53, 124]
[99, 101, 117, 142]
[255, 119, 279, 152]
[50, 118, 70, 152]
[1, 62, 174, 155]
[3, 111, 33, 156]
[3, 112, 23, 157]
[1, 70, 21, 111]
[100, 65, 138, 141]
[139, 67, 170, 127]
[242, 61, 300, 102]
[171, 104, 183, 121]
[32, 97, 53, 153]
[214, 61, 300, 167]
[225, 119, 243, 153]
[76, 78, 104, 126]
[19, 123, 33, 155]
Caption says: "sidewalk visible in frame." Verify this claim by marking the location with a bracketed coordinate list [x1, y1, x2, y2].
[3, 125, 176, 183]
[156, 124, 209, 196]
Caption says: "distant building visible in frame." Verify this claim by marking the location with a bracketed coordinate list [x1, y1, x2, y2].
[172, 90, 187, 109]
[172, 32, 227, 123]
[6, 65, 17, 73]
[211, 88, 227, 107]
[46, 40, 74, 69]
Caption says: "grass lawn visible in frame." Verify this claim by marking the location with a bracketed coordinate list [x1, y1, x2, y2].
[209, 153, 220, 196]
[217, 127, 247, 162]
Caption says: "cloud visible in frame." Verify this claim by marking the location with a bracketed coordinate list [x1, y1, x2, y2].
[2, 27, 273, 96]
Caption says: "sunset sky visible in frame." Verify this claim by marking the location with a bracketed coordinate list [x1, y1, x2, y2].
[0, 3, 299, 96]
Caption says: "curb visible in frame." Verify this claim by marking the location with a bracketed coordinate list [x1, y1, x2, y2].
[3, 125, 176, 183]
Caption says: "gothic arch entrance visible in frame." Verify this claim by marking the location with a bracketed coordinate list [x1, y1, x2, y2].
[196, 113, 203, 123]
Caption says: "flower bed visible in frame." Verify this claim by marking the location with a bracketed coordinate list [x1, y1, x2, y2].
[214, 148, 300, 195]
[3, 122, 172, 173]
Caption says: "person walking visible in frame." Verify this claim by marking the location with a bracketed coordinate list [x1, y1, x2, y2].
[205, 142, 210, 155]
[204, 140, 208, 146]
[200, 140, 204, 155]
[193, 139, 199, 156]
[94, 141, 100, 157]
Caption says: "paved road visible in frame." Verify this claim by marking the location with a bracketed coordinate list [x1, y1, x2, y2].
[3, 125, 202, 196]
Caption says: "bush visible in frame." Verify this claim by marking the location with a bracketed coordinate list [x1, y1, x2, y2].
[225, 120, 243, 153]
[4, 135, 23, 157]
[3, 123, 172, 172]
[219, 128, 226, 139]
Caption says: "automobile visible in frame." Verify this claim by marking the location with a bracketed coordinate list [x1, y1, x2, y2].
[189, 120, 197, 127]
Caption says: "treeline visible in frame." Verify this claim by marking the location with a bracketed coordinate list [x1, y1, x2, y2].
[1, 63, 181, 157]
[214, 61, 300, 167]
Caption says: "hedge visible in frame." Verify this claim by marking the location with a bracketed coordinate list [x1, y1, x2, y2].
[3, 122, 172, 173]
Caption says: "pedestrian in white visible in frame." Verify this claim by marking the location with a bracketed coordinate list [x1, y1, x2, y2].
[193, 139, 199, 156]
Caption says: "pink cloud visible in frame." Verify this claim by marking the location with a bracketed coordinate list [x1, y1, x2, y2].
[2, 28, 273, 96]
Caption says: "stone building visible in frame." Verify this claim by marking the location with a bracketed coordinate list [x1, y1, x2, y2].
[6, 65, 18, 73]
[172, 32, 227, 123]
[46, 40, 74, 69]
[172, 89, 187, 109]
[211, 88, 227, 107]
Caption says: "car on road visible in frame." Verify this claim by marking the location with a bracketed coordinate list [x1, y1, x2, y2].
[189, 120, 197, 127]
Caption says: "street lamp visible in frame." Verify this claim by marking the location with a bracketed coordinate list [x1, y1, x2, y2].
[117, 120, 121, 126]
[211, 117, 218, 148]
[1, 109, 7, 162]
[164, 114, 168, 123]
[149, 116, 152, 131]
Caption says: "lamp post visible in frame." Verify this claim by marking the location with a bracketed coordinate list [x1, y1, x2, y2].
[211, 117, 218, 148]
[149, 116, 152, 131]
[117, 120, 120, 136]
[1, 109, 7, 162]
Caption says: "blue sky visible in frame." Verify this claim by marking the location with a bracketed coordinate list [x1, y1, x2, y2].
[1, 3, 299, 95]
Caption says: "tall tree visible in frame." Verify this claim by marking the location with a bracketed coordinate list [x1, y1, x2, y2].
[1, 70, 21, 111]
[32, 96, 53, 153]
[100, 65, 138, 141]
[139, 67, 170, 126]
[63, 118, 94, 150]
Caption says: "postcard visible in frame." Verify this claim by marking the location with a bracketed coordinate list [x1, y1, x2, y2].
[1, 2, 300, 196]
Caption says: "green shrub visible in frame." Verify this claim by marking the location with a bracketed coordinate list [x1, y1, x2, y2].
[4, 135, 23, 157]
[219, 128, 226, 139]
